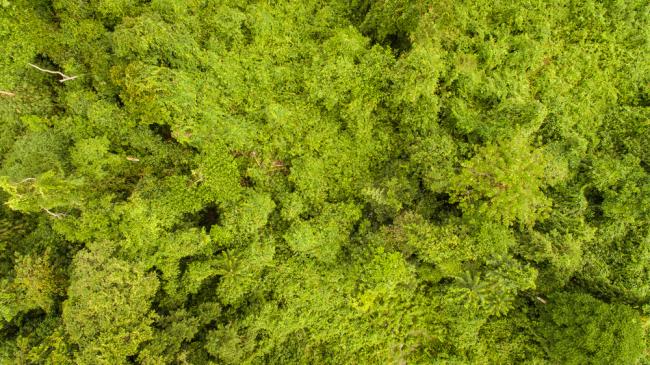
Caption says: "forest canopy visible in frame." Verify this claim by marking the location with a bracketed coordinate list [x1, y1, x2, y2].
[1, 0, 649, 363]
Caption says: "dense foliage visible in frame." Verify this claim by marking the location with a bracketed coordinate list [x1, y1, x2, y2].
[1, 0, 649, 363]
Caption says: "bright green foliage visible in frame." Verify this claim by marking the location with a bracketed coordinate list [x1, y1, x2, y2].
[450, 130, 558, 226]
[285, 202, 360, 262]
[1, 0, 649, 363]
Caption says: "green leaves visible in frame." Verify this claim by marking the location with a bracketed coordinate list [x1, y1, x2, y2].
[63, 244, 159, 363]
[0, 0, 649, 363]
[112, 12, 202, 69]
[0, 171, 84, 217]
[117, 62, 198, 127]
[12, 250, 62, 313]
[285, 202, 360, 263]
[540, 292, 646, 365]
[450, 131, 554, 226]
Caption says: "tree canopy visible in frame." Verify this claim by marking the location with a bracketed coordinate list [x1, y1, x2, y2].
[1, 0, 649, 363]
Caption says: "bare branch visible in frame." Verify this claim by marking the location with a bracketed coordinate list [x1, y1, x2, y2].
[42, 207, 66, 219]
[0, 90, 15, 97]
[28, 63, 79, 83]
[19, 177, 36, 184]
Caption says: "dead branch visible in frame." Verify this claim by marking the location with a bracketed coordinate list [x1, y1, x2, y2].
[270, 160, 286, 169]
[0, 91, 15, 97]
[250, 151, 262, 167]
[28, 63, 78, 83]
[42, 207, 66, 219]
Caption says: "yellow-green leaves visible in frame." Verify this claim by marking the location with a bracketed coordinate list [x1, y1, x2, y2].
[63, 245, 159, 364]
[450, 131, 553, 226]
[0, 171, 83, 217]
[285, 202, 361, 263]
[118, 62, 197, 127]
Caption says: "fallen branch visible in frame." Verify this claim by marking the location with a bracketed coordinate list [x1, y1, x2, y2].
[0, 91, 15, 96]
[28, 63, 78, 82]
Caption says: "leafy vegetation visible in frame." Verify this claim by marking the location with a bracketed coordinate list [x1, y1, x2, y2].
[1, 0, 649, 363]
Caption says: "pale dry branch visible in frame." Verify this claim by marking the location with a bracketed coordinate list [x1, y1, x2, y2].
[271, 160, 286, 169]
[0, 90, 15, 96]
[250, 151, 262, 167]
[42, 207, 66, 219]
[28, 63, 79, 83]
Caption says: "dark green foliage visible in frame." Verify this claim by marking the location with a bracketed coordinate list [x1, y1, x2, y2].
[540, 292, 645, 364]
[1, 0, 649, 363]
